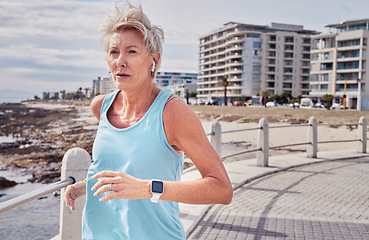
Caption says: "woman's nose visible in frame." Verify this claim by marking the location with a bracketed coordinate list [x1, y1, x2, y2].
[116, 54, 126, 68]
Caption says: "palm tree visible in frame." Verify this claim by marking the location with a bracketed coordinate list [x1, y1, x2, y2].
[218, 76, 230, 106]
[322, 94, 334, 110]
[261, 90, 270, 106]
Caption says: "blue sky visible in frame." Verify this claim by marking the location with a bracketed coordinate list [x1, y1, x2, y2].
[1, 0, 369, 99]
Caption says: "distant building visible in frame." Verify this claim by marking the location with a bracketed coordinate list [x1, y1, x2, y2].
[93, 76, 116, 95]
[198, 22, 318, 104]
[155, 71, 198, 87]
[310, 19, 369, 110]
[42, 92, 59, 100]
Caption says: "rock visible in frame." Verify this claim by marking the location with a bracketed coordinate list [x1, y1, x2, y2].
[0, 177, 17, 189]
[28, 170, 60, 183]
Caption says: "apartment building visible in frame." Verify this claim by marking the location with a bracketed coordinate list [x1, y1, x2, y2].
[198, 22, 318, 104]
[92, 76, 116, 95]
[310, 19, 369, 110]
[155, 71, 198, 87]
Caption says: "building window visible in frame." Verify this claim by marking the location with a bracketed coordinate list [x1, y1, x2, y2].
[284, 45, 294, 51]
[337, 39, 360, 48]
[284, 52, 293, 58]
[321, 63, 333, 70]
[285, 36, 294, 43]
[253, 42, 261, 48]
[302, 84, 310, 89]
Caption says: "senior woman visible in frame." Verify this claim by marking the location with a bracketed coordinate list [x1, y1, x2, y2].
[64, 2, 232, 239]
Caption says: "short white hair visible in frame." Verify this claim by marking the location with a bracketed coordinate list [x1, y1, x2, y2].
[100, 1, 164, 77]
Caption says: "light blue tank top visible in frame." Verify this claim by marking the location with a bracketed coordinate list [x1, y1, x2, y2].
[82, 89, 185, 240]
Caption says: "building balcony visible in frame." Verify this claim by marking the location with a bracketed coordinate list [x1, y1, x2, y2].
[225, 38, 244, 46]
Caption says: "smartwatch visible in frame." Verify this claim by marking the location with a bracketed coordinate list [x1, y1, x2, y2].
[150, 179, 164, 203]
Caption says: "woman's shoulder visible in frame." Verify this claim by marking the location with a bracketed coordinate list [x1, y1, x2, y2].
[163, 95, 199, 126]
[90, 94, 108, 120]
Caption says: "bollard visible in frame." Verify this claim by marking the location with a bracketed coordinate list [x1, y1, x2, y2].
[59, 148, 92, 240]
[257, 118, 269, 167]
[210, 121, 222, 158]
[307, 116, 317, 158]
[358, 116, 367, 153]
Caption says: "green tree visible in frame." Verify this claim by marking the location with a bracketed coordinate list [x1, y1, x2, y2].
[280, 92, 292, 104]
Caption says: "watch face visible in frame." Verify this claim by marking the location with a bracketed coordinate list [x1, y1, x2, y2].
[151, 180, 164, 194]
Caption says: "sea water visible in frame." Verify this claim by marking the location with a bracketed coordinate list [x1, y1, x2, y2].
[0, 169, 60, 240]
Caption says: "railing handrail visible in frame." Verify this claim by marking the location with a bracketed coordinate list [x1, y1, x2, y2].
[0, 177, 74, 214]
[204, 116, 366, 167]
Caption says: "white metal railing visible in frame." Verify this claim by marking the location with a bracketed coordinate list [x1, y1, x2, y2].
[0, 116, 367, 239]
[202, 116, 366, 168]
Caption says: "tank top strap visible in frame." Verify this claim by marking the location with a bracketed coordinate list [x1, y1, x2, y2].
[100, 90, 121, 118]
[150, 89, 173, 113]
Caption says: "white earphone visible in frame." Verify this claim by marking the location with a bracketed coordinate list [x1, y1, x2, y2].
[151, 61, 155, 73]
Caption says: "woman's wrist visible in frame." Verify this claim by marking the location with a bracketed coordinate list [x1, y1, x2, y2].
[143, 180, 152, 199]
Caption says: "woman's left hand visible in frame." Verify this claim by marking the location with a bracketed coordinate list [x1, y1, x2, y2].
[91, 171, 150, 202]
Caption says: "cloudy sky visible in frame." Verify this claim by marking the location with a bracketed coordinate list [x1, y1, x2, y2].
[1, 0, 369, 100]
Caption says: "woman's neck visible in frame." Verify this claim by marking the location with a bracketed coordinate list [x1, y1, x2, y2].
[111, 85, 160, 126]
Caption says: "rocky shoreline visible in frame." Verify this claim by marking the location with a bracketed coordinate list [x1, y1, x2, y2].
[0, 101, 97, 187]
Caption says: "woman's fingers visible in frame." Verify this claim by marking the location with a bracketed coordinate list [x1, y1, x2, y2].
[91, 176, 121, 191]
[91, 170, 120, 180]
[90, 171, 147, 201]
[98, 192, 120, 202]
[93, 181, 117, 197]
[64, 185, 75, 210]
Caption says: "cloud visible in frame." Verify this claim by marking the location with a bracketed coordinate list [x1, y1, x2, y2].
[0, 0, 110, 41]
[0, 44, 105, 69]
[1, 0, 369, 99]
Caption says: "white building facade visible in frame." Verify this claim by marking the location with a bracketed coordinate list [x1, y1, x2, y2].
[198, 22, 317, 104]
[155, 71, 198, 87]
[310, 19, 369, 110]
[92, 76, 116, 95]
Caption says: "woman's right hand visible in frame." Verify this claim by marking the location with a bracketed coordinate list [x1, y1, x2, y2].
[64, 180, 87, 211]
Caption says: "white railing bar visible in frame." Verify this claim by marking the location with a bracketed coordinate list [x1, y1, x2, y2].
[221, 127, 261, 134]
[270, 142, 310, 149]
[0, 177, 74, 214]
[269, 123, 310, 129]
[319, 123, 358, 127]
[318, 139, 360, 144]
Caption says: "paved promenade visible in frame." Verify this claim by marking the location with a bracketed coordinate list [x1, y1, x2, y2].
[180, 151, 369, 239]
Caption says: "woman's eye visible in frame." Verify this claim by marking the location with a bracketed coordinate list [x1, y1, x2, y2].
[129, 50, 137, 54]
[110, 50, 119, 55]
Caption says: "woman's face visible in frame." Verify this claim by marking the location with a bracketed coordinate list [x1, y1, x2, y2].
[106, 29, 155, 92]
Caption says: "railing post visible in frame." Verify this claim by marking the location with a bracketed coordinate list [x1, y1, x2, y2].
[358, 116, 367, 153]
[257, 118, 269, 167]
[59, 147, 92, 240]
[210, 121, 222, 158]
[307, 116, 317, 158]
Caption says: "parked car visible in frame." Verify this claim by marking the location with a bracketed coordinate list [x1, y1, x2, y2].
[266, 101, 275, 107]
[330, 103, 344, 110]
[314, 103, 326, 109]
